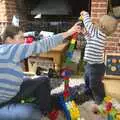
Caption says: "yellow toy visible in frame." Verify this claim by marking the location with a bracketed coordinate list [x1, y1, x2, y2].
[66, 100, 80, 120]
[97, 96, 120, 120]
[116, 113, 120, 120]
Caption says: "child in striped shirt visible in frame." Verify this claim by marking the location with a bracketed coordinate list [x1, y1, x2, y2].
[0, 23, 81, 120]
[80, 11, 118, 110]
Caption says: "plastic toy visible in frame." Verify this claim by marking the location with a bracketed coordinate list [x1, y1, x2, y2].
[116, 113, 120, 120]
[58, 69, 80, 120]
[58, 17, 84, 119]
[96, 96, 120, 120]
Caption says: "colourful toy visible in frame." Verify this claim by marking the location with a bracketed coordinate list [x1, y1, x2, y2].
[58, 21, 83, 119]
[25, 36, 34, 43]
[78, 16, 84, 28]
[116, 113, 120, 120]
[96, 96, 120, 120]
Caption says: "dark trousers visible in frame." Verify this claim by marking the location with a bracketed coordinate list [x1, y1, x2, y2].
[84, 63, 106, 104]
[0, 76, 52, 113]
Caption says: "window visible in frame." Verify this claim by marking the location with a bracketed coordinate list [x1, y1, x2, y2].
[108, 0, 120, 19]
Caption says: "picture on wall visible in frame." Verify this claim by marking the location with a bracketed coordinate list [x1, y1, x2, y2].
[105, 53, 120, 79]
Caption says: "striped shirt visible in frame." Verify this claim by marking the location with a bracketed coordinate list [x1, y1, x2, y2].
[0, 34, 64, 104]
[82, 12, 106, 64]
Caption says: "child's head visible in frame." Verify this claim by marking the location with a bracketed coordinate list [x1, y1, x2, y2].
[2, 25, 24, 44]
[99, 15, 118, 35]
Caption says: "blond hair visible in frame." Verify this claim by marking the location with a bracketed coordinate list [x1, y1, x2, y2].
[99, 15, 118, 35]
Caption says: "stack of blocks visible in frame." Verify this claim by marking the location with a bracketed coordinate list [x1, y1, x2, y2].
[58, 33, 81, 120]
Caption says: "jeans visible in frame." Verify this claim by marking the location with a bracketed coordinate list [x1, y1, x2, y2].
[84, 63, 106, 104]
[0, 103, 41, 120]
[0, 76, 51, 120]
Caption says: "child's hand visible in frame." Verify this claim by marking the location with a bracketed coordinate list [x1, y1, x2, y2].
[80, 11, 88, 16]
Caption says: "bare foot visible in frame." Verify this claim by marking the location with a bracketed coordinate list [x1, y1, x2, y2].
[91, 103, 99, 114]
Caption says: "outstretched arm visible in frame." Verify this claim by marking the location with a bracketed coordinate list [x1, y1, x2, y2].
[80, 11, 98, 37]
[11, 22, 81, 62]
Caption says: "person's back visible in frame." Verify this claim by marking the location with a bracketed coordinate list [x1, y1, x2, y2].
[81, 11, 118, 64]
[0, 44, 24, 104]
[83, 27, 106, 64]
[0, 24, 63, 104]
[0, 25, 26, 104]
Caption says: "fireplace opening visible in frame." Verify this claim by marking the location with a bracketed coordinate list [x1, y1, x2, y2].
[16, 0, 91, 19]
[16, 0, 91, 32]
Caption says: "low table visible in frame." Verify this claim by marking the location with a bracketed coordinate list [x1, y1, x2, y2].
[39, 42, 69, 71]
[24, 42, 69, 73]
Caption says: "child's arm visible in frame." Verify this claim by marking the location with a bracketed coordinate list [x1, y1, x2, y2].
[80, 11, 98, 37]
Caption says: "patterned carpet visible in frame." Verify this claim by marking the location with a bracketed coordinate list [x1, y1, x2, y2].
[41, 77, 106, 120]
[41, 77, 120, 120]
[79, 101, 105, 120]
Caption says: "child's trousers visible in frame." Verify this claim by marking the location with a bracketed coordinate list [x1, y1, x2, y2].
[84, 63, 106, 104]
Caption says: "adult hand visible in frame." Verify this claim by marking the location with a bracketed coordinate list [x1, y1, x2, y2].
[66, 22, 82, 36]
